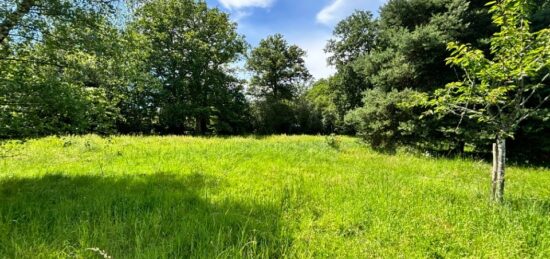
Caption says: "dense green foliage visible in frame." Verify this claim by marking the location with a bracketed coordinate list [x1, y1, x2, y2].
[325, 11, 378, 68]
[345, 88, 418, 151]
[247, 34, 311, 101]
[1, 135, 549, 257]
[247, 34, 312, 134]
[322, 0, 496, 142]
[0, 0, 548, 163]
[433, 0, 550, 140]
[1, 0, 123, 138]
[132, 0, 249, 135]
[430, 0, 550, 201]
[1, 0, 251, 137]
[316, 0, 549, 164]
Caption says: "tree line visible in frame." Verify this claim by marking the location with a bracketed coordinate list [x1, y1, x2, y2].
[1, 0, 548, 164]
[312, 0, 549, 167]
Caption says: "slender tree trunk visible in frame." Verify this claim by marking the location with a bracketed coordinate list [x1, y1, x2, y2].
[457, 140, 465, 155]
[194, 115, 207, 135]
[200, 116, 207, 135]
[195, 116, 202, 135]
[491, 143, 498, 200]
[491, 138, 506, 202]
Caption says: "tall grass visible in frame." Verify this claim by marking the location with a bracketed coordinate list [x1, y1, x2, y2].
[0, 135, 549, 258]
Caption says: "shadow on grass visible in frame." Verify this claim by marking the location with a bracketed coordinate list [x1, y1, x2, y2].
[0, 173, 290, 258]
[506, 197, 550, 215]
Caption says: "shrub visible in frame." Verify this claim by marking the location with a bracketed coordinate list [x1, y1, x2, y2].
[345, 88, 417, 151]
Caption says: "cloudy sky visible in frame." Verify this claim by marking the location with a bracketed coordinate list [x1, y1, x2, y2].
[204, 0, 386, 80]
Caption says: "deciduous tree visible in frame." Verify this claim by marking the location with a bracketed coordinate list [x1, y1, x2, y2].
[247, 34, 311, 101]
[132, 0, 247, 134]
[432, 0, 550, 202]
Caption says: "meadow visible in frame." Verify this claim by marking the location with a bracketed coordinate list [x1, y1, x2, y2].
[0, 135, 549, 258]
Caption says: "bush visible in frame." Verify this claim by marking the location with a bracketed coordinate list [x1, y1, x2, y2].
[251, 99, 296, 134]
[0, 73, 116, 139]
[325, 133, 341, 150]
[345, 88, 418, 151]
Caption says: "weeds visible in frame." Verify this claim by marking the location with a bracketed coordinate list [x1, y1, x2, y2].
[325, 133, 341, 150]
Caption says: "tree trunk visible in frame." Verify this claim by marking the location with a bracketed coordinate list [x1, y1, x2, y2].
[450, 140, 465, 156]
[195, 115, 207, 135]
[200, 116, 207, 135]
[491, 143, 498, 199]
[456, 140, 465, 155]
[491, 138, 506, 202]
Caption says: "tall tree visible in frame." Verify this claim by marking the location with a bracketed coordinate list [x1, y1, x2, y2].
[325, 10, 378, 68]
[0, 0, 118, 48]
[246, 34, 311, 134]
[0, 1, 125, 139]
[304, 79, 339, 133]
[333, 0, 497, 150]
[247, 34, 311, 101]
[432, 0, 550, 202]
[330, 65, 368, 117]
[132, 0, 247, 134]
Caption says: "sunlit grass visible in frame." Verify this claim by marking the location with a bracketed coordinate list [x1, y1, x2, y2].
[0, 135, 549, 258]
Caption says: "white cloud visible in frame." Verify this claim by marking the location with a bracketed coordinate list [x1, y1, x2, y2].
[219, 0, 274, 9]
[231, 10, 252, 22]
[316, 0, 380, 26]
[303, 42, 335, 80]
[290, 33, 335, 80]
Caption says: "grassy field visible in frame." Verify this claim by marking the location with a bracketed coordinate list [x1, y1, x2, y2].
[0, 135, 549, 258]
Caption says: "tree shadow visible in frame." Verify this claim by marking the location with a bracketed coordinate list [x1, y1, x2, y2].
[0, 173, 290, 258]
[371, 146, 397, 155]
[505, 197, 550, 215]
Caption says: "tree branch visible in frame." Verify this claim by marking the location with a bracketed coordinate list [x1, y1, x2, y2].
[0, 57, 66, 68]
[0, 0, 36, 46]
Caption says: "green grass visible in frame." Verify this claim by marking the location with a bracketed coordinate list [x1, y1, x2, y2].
[0, 135, 549, 258]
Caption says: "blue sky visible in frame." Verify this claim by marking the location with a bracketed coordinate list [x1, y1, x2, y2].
[204, 0, 386, 80]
